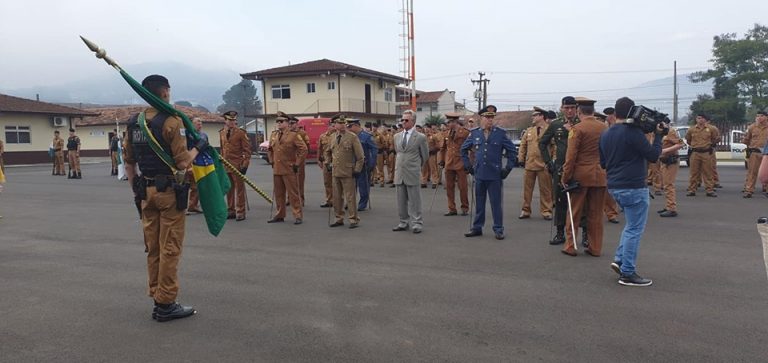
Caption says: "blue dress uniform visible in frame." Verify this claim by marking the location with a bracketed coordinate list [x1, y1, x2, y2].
[355, 125, 378, 210]
[460, 107, 517, 239]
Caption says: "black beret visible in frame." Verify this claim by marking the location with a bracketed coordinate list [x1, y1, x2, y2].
[757, 108, 768, 116]
[546, 111, 557, 120]
[603, 107, 615, 115]
[141, 74, 170, 88]
[561, 96, 577, 106]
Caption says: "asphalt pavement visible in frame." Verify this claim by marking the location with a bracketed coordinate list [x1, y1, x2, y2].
[1, 160, 766, 362]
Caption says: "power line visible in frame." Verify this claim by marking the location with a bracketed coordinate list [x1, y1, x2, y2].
[417, 66, 710, 82]
[489, 83, 711, 96]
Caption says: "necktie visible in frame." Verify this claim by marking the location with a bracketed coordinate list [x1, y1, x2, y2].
[401, 131, 408, 149]
[336, 134, 341, 145]
[278, 131, 283, 142]
[450, 130, 455, 140]
[536, 126, 540, 137]
[226, 129, 231, 139]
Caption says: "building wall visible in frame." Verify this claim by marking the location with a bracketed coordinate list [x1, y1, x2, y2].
[78, 123, 223, 151]
[262, 75, 399, 116]
[414, 91, 456, 124]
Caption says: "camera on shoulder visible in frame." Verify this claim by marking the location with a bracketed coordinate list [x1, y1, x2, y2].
[625, 105, 670, 135]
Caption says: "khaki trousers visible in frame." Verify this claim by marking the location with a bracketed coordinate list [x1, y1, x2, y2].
[110, 152, 118, 170]
[688, 152, 714, 193]
[711, 153, 720, 183]
[661, 161, 679, 211]
[604, 191, 619, 220]
[142, 186, 185, 304]
[298, 162, 306, 205]
[563, 186, 606, 255]
[332, 176, 358, 224]
[647, 161, 662, 191]
[744, 153, 766, 193]
[376, 154, 386, 184]
[521, 169, 553, 217]
[226, 172, 246, 217]
[274, 173, 302, 219]
[67, 150, 80, 172]
[185, 170, 200, 211]
[421, 154, 439, 184]
[54, 151, 65, 174]
[445, 168, 469, 213]
[387, 153, 395, 183]
[322, 166, 333, 204]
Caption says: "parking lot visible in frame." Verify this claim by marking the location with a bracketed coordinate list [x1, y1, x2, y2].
[1, 160, 766, 362]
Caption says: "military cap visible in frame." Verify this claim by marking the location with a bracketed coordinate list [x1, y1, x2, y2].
[223, 111, 238, 121]
[330, 113, 347, 123]
[345, 118, 361, 127]
[479, 105, 497, 117]
[69, 128, 75, 132]
[415, 124, 423, 129]
[445, 112, 461, 120]
[532, 106, 546, 116]
[757, 107, 768, 116]
[288, 115, 299, 123]
[275, 111, 290, 122]
[603, 107, 615, 115]
[574, 96, 596, 106]
[594, 112, 607, 120]
[561, 96, 577, 106]
[546, 111, 557, 120]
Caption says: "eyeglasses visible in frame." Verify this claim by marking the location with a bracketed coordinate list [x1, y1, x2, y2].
[276, 120, 286, 123]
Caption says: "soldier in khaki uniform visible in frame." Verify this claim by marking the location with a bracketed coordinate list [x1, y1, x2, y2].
[657, 128, 685, 217]
[439, 113, 470, 216]
[267, 112, 307, 224]
[707, 120, 722, 189]
[374, 125, 389, 187]
[66, 128, 82, 179]
[518, 107, 553, 220]
[317, 122, 336, 208]
[219, 111, 251, 221]
[686, 113, 719, 197]
[646, 133, 662, 195]
[325, 116, 365, 228]
[742, 109, 768, 198]
[124, 74, 204, 322]
[420, 125, 440, 188]
[600, 107, 620, 223]
[386, 126, 396, 187]
[289, 115, 310, 205]
[560, 98, 607, 257]
[52, 130, 65, 175]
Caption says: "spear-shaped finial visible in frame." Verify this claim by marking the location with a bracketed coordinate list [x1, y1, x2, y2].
[79, 35, 121, 70]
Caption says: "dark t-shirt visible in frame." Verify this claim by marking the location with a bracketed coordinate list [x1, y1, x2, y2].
[599, 124, 662, 189]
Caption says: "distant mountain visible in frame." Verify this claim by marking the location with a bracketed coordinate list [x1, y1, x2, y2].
[630, 74, 713, 122]
[0, 62, 251, 111]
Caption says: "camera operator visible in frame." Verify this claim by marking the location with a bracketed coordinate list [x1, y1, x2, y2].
[599, 97, 664, 287]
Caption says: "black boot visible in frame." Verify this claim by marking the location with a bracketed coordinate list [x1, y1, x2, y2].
[550, 229, 565, 245]
[155, 302, 196, 322]
[68, 171, 73, 179]
[581, 229, 589, 248]
[75, 172, 82, 179]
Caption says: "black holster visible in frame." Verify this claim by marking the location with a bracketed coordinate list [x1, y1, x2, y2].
[660, 155, 679, 165]
[155, 175, 170, 192]
[174, 183, 190, 211]
[133, 176, 147, 201]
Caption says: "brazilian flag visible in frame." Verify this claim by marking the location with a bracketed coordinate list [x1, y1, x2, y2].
[119, 70, 231, 236]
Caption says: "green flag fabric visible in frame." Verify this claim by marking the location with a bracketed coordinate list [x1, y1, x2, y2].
[119, 70, 231, 236]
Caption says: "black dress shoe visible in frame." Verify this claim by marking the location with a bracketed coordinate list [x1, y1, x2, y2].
[659, 210, 678, 217]
[657, 208, 667, 214]
[464, 230, 482, 237]
[549, 232, 565, 245]
[421, 184, 427, 188]
[392, 225, 408, 231]
[706, 192, 718, 197]
[227, 214, 236, 220]
[461, 211, 468, 216]
[494, 232, 505, 240]
[685, 192, 695, 196]
[294, 218, 303, 225]
[543, 215, 552, 220]
[518, 213, 530, 219]
[444, 211, 457, 216]
[320, 203, 332, 208]
[349, 223, 359, 229]
[155, 302, 196, 322]
[267, 218, 284, 223]
[389, 184, 396, 188]
[236, 216, 246, 221]
[608, 218, 619, 224]
[329, 221, 344, 227]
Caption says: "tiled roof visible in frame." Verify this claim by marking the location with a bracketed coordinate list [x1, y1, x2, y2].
[241, 59, 408, 84]
[416, 90, 446, 104]
[76, 105, 225, 126]
[463, 111, 534, 130]
[0, 93, 98, 117]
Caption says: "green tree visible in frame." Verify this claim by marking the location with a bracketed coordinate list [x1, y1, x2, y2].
[690, 23, 768, 123]
[217, 79, 263, 124]
[423, 114, 445, 125]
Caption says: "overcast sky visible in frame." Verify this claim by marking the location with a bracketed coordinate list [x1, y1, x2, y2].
[2, 0, 766, 112]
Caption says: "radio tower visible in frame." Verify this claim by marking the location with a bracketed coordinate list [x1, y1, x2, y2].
[398, 0, 415, 111]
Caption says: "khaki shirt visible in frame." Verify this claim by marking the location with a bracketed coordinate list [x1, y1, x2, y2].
[662, 128, 684, 155]
[268, 129, 307, 176]
[743, 122, 768, 149]
[561, 116, 607, 187]
[124, 107, 190, 168]
[219, 127, 251, 168]
[518, 124, 549, 171]
[685, 124, 719, 149]
[53, 136, 64, 151]
[440, 127, 469, 171]
[325, 131, 364, 178]
[317, 129, 336, 164]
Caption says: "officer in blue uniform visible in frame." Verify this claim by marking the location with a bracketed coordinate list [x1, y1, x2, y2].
[460, 105, 517, 240]
[347, 119, 378, 210]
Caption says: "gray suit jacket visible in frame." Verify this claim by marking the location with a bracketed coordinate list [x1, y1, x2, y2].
[393, 129, 429, 185]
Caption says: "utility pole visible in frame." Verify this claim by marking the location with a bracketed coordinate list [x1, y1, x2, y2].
[471, 72, 490, 113]
[673, 60, 678, 124]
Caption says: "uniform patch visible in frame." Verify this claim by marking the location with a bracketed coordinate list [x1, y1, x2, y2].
[180, 128, 186, 136]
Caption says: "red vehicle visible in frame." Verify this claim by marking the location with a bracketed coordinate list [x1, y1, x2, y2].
[258, 117, 330, 163]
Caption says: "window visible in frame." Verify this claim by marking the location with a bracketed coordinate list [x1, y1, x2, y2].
[384, 88, 393, 102]
[5, 125, 31, 144]
[430, 105, 438, 112]
[328, 81, 336, 90]
[416, 107, 423, 112]
[306, 83, 316, 93]
[271, 84, 291, 99]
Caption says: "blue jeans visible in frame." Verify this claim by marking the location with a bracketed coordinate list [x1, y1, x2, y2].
[609, 188, 649, 275]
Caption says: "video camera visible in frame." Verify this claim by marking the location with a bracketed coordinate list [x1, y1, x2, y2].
[626, 105, 670, 135]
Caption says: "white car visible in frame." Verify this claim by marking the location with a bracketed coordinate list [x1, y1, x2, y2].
[672, 126, 690, 167]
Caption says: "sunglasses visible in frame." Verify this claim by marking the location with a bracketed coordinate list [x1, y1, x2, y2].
[401, 118, 412, 122]
[276, 120, 286, 123]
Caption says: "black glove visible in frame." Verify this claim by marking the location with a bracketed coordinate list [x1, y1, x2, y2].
[546, 161, 556, 175]
[292, 165, 299, 174]
[438, 160, 445, 168]
[517, 160, 525, 168]
[192, 137, 209, 152]
[464, 166, 474, 175]
[239, 167, 248, 175]
[326, 164, 332, 172]
[353, 172, 361, 178]
[501, 168, 511, 180]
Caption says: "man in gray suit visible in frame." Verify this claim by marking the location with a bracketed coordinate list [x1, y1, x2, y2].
[392, 110, 430, 233]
